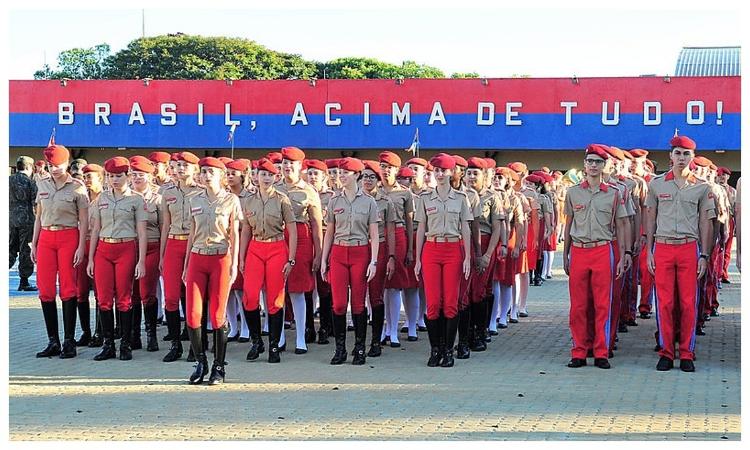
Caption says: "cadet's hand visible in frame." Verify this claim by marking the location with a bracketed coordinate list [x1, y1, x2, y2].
[158, 259, 164, 274]
[228, 265, 237, 286]
[563, 253, 570, 276]
[312, 255, 321, 273]
[239, 259, 245, 274]
[405, 249, 413, 267]
[512, 246, 520, 258]
[321, 261, 329, 283]
[86, 260, 94, 278]
[478, 254, 490, 273]
[463, 257, 471, 280]
[385, 257, 395, 280]
[181, 267, 188, 285]
[366, 261, 377, 282]
[282, 262, 293, 280]
[697, 258, 708, 279]
[73, 246, 84, 268]
[414, 260, 421, 282]
[134, 260, 146, 280]
[647, 251, 656, 276]
[30, 243, 36, 264]
[499, 245, 508, 258]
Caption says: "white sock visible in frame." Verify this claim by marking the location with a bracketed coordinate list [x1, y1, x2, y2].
[386, 289, 402, 343]
[541, 252, 550, 279]
[519, 273, 529, 314]
[489, 281, 501, 332]
[511, 274, 520, 320]
[546, 251, 555, 277]
[382, 292, 391, 340]
[156, 277, 164, 321]
[226, 290, 240, 337]
[404, 288, 419, 337]
[417, 289, 427, 327]
[499, 284, 513, 326]
[279, 304, 286, 347]
[261, 290, 269, 333]
[290, 292, 307, 351]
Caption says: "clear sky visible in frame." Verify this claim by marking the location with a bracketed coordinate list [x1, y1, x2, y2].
[7, 3, 743, 80]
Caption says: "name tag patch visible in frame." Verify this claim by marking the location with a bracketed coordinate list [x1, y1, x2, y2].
[658, 193, 673, 200]
[38, 192, 49, 199]
[333, 208, 345, 214]
[426, 206, 437, 214]
[191, 206, 203, 215]
[573, 204, 585, 211]
[99, 203, 109, 209]
[166, 197, 177, 204]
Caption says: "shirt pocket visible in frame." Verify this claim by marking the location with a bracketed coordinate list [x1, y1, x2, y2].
[446, 203, 462, 231]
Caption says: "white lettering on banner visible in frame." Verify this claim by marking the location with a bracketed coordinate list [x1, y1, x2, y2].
[560, 102, 577, 125]
[506, 102, 522, 126]
[291, 103, 308, 126]
[161, 103, 177, 126]
[687, 101, 705, 125]
[601, 101, 620, 126]
[392, 102, 411, 125]
[363, 102, 370, 126]
[325, 103, 342, 126]
[225, 104, 240, 126]
[428, 102, 447, 125]
[94, 103, 111, 125]
[197, 103, 204, 126]
[128, 102, 145, 125]
[58, 102, 74, 125]
[643, 102, 661, 126]
[477, 102, 495, 126]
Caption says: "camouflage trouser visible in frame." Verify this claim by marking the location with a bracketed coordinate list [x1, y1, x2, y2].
[9, 224, 34, 279]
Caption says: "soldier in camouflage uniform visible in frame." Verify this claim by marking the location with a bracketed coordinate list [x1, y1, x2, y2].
[9, 156, 38, 291]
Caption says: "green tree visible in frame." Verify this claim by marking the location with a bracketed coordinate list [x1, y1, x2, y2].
[319, 57, 445, 79]
[34, 44, 111, 79]
[451, 72, 480, 78]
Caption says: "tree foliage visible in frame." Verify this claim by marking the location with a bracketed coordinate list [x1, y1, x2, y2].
[34, 44, 111, 80]
[450, 72, 480, 78]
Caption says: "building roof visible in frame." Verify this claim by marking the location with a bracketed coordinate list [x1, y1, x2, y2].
[675, 46, 740, 76]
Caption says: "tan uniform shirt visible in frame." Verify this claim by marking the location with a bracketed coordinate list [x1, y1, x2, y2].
[161, 182, 204, 235]
[521, 187, 541, 215]
[327, 189, 380, 244]
[136, 187, 163, 241]
[241, 188, 295, 241]
[189, 191, 242, 252]
[94, 188, 148, 239]
[709, 182, 730, 225]
[475, 188, 505, 235]
[85, 192, 101, 241]
[506, 191, 524, 226]
[564, 180, 629, 243]
[645, 171, 716, 240]
[371, 189, 396, 241]
[383, 183, 414, 226]
[36, 175, 89, 228]
[721, 184, 737, 216]
[410, 186, 432, 232]
[278, 180, 321, 224]
[318, 188, 336, 230]
[415, 188, 472, 239]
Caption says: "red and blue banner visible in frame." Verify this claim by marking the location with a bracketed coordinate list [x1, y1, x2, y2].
[10, 77, 740, 151]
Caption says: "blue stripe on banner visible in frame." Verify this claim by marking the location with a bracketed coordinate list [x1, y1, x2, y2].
[9, 112, 742, 150]
[690, 244, 701, 352]
[653, 243, 664, 348]
[604, 243, 614, 351]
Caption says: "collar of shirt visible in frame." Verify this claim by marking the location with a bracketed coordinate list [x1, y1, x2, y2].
[664, 170, 698, 184]
[580, 180, 609, 193]
[430, 187, 457, 201]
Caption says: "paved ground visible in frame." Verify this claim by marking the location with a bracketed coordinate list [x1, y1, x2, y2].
[8, 250, 741, 440]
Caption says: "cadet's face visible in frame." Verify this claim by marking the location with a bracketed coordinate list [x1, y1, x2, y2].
[258, 170, 275, 187]
[362, 169, 379, 191]
[129, 170, 150, 188]
[200, 167, 223, 185]
[83, 172, 102, 190]
[433, 167, 453, 185]
[397, 176, 412, 188]
[670, 147, 694, 171]
[282, 159, 300, 178]
[380, 163, 398, 182]
[227, 169, 243, 187]
[175, 161, 196, 179]
[407, 164, 425, 182]
[307, 168, 325, 187]
[583, 156, 606, 176]
[717, 174, 729, 184]
[49, 162, 68, 178]
[466, 168, 483, 189]
[107, 172, 128, 189]
[338, 169, 358, 187]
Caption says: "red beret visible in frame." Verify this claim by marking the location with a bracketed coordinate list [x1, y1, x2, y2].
[170, 152, 180, 161]
[82, 164, 104, 174]
[198, 157, 226, 170]
[266, 152, 283, 164]
[43, 145, 70, 166]
[338, 157, 365, 173]
[362, 160, 383, 181]
[397, 167, 416, 178]
[304, 159, 327, 173]
[218, 157, 234, 165]
[709, 164, 717, 172]
[325, 158, 341, 169]
[532, 171, 553, 183]
[426, 162, 434, 171]
[603, 145, 625, 161]
[379, 151, 402, 168]
[429, 154, 456, 170]
[496, 167, 519, 182]
[629, 149, 649, 158]
[406, 157, 428, 167]
[508, 162, 528, 173]
[621, 150, 634, 160]
[175, 151, 200, 164]
[670, 135, 696, 150]
[237, 159, 252, 170]
[585, 144, 610, 160]
[281, 146, 305, 162]
[553, 171, 563, 177]
[526, 174, 543, 184]
[451, 154, 468, 168]
[148, 151, 171, 164]
[104, 156, 130, 174]
[466, 157, 487, 170]
[129, 155, 155, 174]
[692, 156, 712, 168]
[226, 159, 249, 172]
[483, 158, 497, 169]
[644, 159, 655, 171]
[257, 158, 278, 174]
[717, 167, 732, 176]
[251, 160, 259, 170]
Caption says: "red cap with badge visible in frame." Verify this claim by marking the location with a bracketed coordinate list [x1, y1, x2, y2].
[257, 158, 278, 174]
[397, 167, 416, 178]
[508, 161, 528, 173]
[692, 156, 712, 167]
[406, 157, 428, 167]
[175, 151, 200, 164]
[467, 157, 487, 170]
[226, 159, 249, 172]
[325, 158, 341, 169]
[585, 144, 610, 160]
[362, 160, 383, 180]
[266, 152, 283, 164]
[148, 151, 171, 164]
[82, 163, 104, 174]
[429, 153, 457, 170]
[198, 157, 226, 170]
[43, 145, 70, 166]
[451, 154, 468, 168]
[281, 146, 305, 161]
[717, 167, 732, 176]
[670, 135, 696, 150]
[104, 156, 130, 174]
[379, 151, 402, 168]
[129, 155, 155, 173]
[304, 159, 327, 173]
[483, 158, 497, 169]
[338, 157, 365, 173]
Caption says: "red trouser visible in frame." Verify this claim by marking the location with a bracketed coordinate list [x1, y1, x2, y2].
[330, 244, 370, 315]
[37, 228, 79, 302]
[162, 238, 188, 312]
[386, 227, 410, 289]
[133, 241, 161, 306]
[568, 243, 615, 360]
[471, 234, 496, 302]
[654, 241, 699, 361]
[722, 219, 734, 280]
[638, 251, 654, 314]
[185, 252, 231, 329]
[286, 223, 314, 293]
[243, 240, 288, 314]
[367, 241, 388, 308]
[495, 227, 516, 286]
[526, 210, 539, 268]
[421, 241, 464, 320]
[76, 239, 92, 303]
[458, 250, 474, 310]
[94, 240, 137, 312]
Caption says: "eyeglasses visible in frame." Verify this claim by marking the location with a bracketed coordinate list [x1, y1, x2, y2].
[584, 159, 605, 166]
[362, 174, 378, 181]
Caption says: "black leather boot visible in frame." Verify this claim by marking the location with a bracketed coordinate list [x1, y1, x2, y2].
[59, 299, 78, 359]
[93, 309, 117, 361]
[304, 292, 316, 343]
[130, 301, 143, 350]
[244, 308, 265, 360]
[187, 326, 209, 384]
[118, 309, 133, 360]
[317, 291, 333, 344]
[114, 308, 121, 340]
[352, 312, 367, 365]
[179, 297, 189, 341]
[455, 308, 471, 359]
[330, 313, 348, 365]
[37, 301, 61, 357]
[209, 323, 228, 385]
[75, 300, 91, 347]
[267, 310, 283, 363]
[425, 317, 441, 367]
[367, 304, 385, 357]
[88, 302, 103, 347]
[470, 299, 488, 352]
[144, 302, 159, 352]
[162, 310, 183, 362]
[442, 315, 459, 367]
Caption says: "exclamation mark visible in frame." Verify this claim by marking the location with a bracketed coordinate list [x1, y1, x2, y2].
[716, 101, 723, 125]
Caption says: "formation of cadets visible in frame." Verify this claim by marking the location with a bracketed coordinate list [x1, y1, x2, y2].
[25, 134, 739, 385]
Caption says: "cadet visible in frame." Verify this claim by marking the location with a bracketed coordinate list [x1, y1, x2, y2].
[31, 144, 89, 359]
[10, 155, 38, 291]
[563, 145, 630, 370]
[645, 135, 716, 372]
[414, 153, 472, 368]
[225, 159, 253, 343]
[321, 158, 380, 366]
